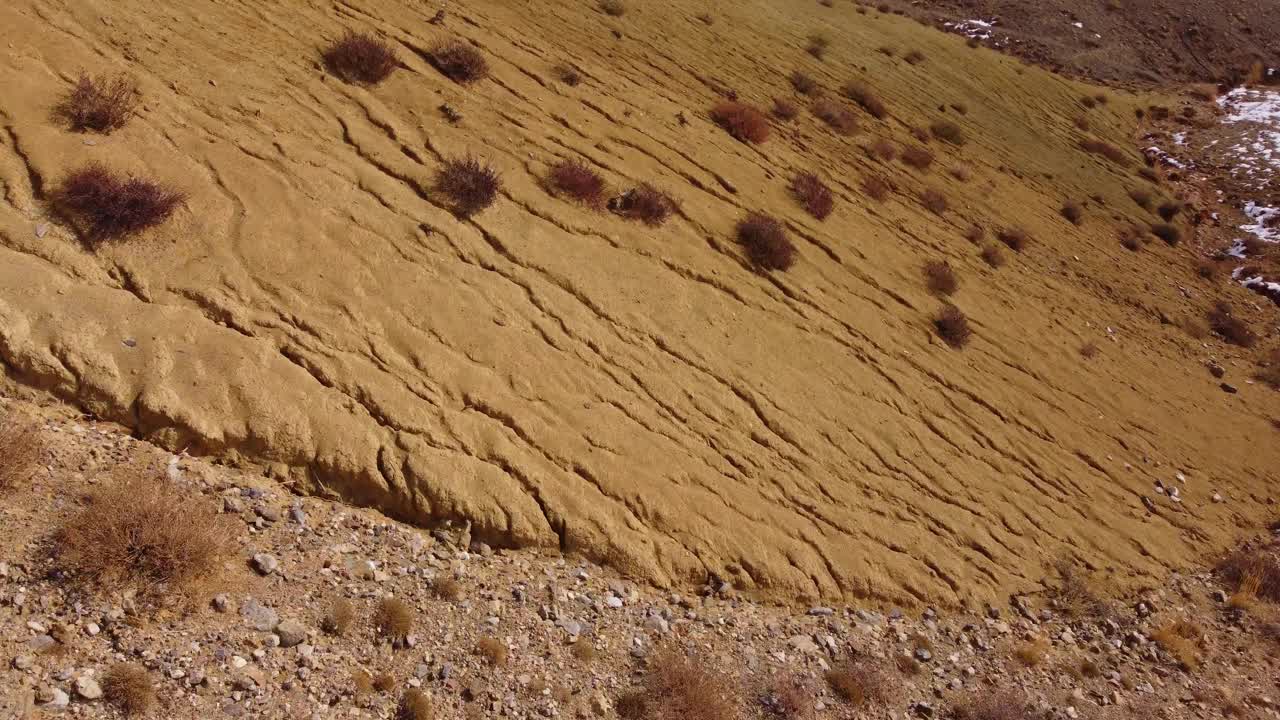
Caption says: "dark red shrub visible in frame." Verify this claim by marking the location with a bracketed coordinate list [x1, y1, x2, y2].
[710, 101, 771, 143]
[323, 32, 398, 85]
[980, 244, 1006, 267]
[923, 260, 958, 295]
[789, 172, 834, 220]
[609, 184, 676, 226]
[862, 175, 891, 202]
[920, 188, 948, 214]
[437, 156, 502, 216]
[772, 98, 800, 121]
[1207, 303, 1257, 347]
[997, 227, 1030, 252]
[430, 41, 488, 84]
[737, 212, 795, 272]
[789, 71, 819, 96]
[549, 160, 608, 209]
[1061, 201, 1084, 225]
[57, 73, 138, 133]
[1080, 139, 1131, 167]
[1149, 222, 1181, 245]
[901, 146, 934, 171]
[56, 164, 184, 246]
[870, 138, 897, 161]
[930, 120, 965, 145]
[934, 304, 971, 348]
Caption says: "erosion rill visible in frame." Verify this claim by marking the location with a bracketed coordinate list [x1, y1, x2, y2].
[0, 0, 1277, 609]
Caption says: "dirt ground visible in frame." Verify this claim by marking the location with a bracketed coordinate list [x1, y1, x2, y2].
[0, 0, 1278, 611]
[894, 0, 1280, 85]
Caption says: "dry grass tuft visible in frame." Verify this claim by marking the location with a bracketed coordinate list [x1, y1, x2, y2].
[759, 676, 813, 720]
[615, 648, 738, 720]
[789, 71, 819, 96]
[432, 576, 462, 601]
[789, 172, 834, 220]
[861, 175, 891, 202]
[323, 32, 398, 85]
[924, 260, 958, 295]
[811, 98, 858, 135]
[477, 637, 509, 666]
[1208, 303, 1257, 347]
[57, 73, 138, 133]
[711, 101, 771, 143]
[903, 49, 925, 65]
[611, 184, 677, 226]
[737, 213, 796, 272]
[1157, 200, 1183, 221]
[437, 156, 502, 217]
[772, 98, 800, 121]
[555, 65, 582, 86]
[901, 146, 934, 171]
[0, 414, 42, 492]
[600, 0, 627, 16]
[949, 165, 973, 182]
[981, 245, 1006, 268]
[103, 663, 156, 716]
[550, 159, 609, 209]
[1151, 619, 1203, 670]
[1080, 139, 1132, 167]
[323, 597, 356, 635]
[430, 41, 488, 84]
[373, 671, 397, 692]
[56, 164, 185, 246]
[1128, 188, 1155, 210]
[920, 188, 948, 214]
[1060, 201, 1084, 225]
[825, 660, 887, 705]
[934, 304, 971, 348]
[1188, 83, 1219, 102]
[1013, 637, 1049, 666]
[396, 689, 434, 720]
[806, 34, 830, 60]
[572, 636, 597, 663]
[965, 224, 985, 243]
[930, 120, 965, 145]
[374, 597, 415, 644]
[1217, 544, 1280, 602]
[997, 227, 1029, 252]
[842, 81, 888, 119]
[56, 467, 231, 605]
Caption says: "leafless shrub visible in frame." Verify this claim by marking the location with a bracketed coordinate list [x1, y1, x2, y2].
[825, 660, 887, 705]
[811, 98, 858, 135]
[870, 138, 897, 161]
[323, 598, 356, 635]
[997, 227, 1029, 252]
[789, 71, 819, 95]
[1080, 139, 1132, 167]
[56, 466, 231, 606]
[842, 80, 888, 119]
[477, 637, 509, 666]
[924, 260, 958, 295]
[930, 120, 965, 145]
[1208, 302, 1257, 347]
[981, 245, 1006, 268]
[901, 146, 934, 171]
[773, 98, 800, 121]
[1060, 200, 1084, 225]
[437, 156, 502, 216]
[396, 688, 434, 720]
[861, 175, 891, 202]
[615, 648, 738, 720]
[711, 101, 771, 143]
[0, 414, 42, 492]
[103, 663, 155, 716]
[920, 188, 948, 214]
[323, 32, 398, 85]
[56, 73, 138, 133]
[610, 184, 677, 226]
[600, 0, 627, 16]
[550, 159, 609, 209]
[737, 212, 796, 272]
[934, 304, 971, 348]
[56, 164, 185, 246]
[430, 41, 489, 84]
[1149, 222, 1181, 245]
[789, 172, 834, 220]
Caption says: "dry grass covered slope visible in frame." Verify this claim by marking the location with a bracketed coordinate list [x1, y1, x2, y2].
[0, 0, 1276, 606]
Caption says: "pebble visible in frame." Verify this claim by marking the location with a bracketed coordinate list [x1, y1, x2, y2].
[12, 654, 35, 670]
[252, 553, 279, 575]
[275, 619, 307, 647]
[75, 675, 103, 700]
[240, 598, 279, 632]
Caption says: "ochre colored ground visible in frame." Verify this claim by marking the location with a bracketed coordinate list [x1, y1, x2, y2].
[0, 0, 1276, 606]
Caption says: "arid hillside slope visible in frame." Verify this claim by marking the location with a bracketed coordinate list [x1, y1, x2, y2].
[0, 0, 1276, 606]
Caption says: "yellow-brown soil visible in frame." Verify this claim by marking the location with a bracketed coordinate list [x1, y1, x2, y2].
[0, 0, 1275, 606]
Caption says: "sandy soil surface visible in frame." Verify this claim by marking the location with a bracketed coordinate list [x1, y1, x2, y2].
[0, 0, 1278, 607]
[1, 398, 1277, 720]
[897, 0, 1280, 85]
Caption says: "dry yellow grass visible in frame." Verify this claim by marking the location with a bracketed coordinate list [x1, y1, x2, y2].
[396, 688, 434, 720]
[102, 663, 156, 716]
[1151, 619, 1204, 670]
[323, 597, 356, 635]
[1013, 637, 1049, 666]
[477, 637, 509, 666]
[615, 648, 738, 720]
[375, 597, 415, 645]
[0, 413, 42, 492]
[55, 466, 232, 606]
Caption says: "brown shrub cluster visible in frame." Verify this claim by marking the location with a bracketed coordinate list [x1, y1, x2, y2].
[772, 98, 800, 121]
[437, 156, 502, 217]
[1060, 201, 1084, 225]
[1149, 222, 1181, 245]
[901, 146, 934, 171]
[711, 101, 771, 143]
[56, 164, 185, 245]
[842, 81, 888, 119]
[1080, 139, 1132, 167]
[861, 175, 891, 202]
[811, 98, 858, 135]
[432, 576, 463, 601]
[1217, 543, 1280, 602]
[430, 41, 489, 84]
[323, 597, 356, 635]
[103, 663, 155, 717]
[789, 71, 819, 95]
[610, 184, 677, 226]
[477, 637, 509, 666]
[930, 120, 965, 145]
[375, 597, 415, 644]
[0, 414, 41, 492]
[57, 73, 138, 133]
[550, 159, 608, 209]
[1151, 619, 1204, 670]
[600, 0, 627, 15]
[789, 172, 834, 220]
[934, 304, 971, 348]
[924, 260, 958, 295]
[615, 648, 738, 720]
[737, 212, 796, 272]
[920, 188, 948, 214]
[759, 676, 812, 720]
[55, 467, 231, 605]
[1207, 303, 1257, 347]
[323, 32, 398, 85]
[997, 227, 1029, 252]
[396, 689, 434, 720]
[870, 138, 897, 161]
[825, 660, 887, 705]
[981, 244, 1006, 267]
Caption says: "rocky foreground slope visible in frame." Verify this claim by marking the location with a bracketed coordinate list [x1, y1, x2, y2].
[0, 0, 1277, 608]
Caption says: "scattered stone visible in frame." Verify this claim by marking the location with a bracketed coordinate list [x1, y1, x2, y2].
[75, 675, 103, 700]
[252, 553, 279, 575]
[241, 598, 280, 632]
[275, 619, 307, 648]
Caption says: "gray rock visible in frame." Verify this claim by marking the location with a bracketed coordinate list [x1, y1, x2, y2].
[643, 615, 670, 634]
[275, 620, 307, 648]
[808, 607, 835, 616]
[12, 654, 35, 671]
[788, 635, 820, 654]
[39, 687, 69, 707]
[75, 675, 103, 700]
[252, 554, 279, 575]
[241, 598, 279, 632]
[914, 647, 933, 662]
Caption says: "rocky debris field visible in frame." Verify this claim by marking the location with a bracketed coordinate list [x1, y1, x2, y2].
[1, 397, 1277, 720]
